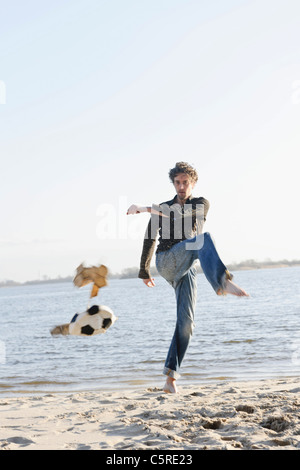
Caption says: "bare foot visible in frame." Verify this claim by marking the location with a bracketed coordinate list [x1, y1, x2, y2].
[163, 377, 178, 394]
[219, 279, 249, 297]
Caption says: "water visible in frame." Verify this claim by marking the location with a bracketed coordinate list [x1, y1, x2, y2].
[0, 267, 300, 396]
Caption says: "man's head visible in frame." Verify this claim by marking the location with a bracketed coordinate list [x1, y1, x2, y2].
[169, 162, 198, 203]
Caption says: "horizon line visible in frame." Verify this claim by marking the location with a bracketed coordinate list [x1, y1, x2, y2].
[1, 258, 300, 287]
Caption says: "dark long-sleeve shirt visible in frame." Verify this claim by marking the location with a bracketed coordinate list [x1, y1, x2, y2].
[138, 195, 210, 279]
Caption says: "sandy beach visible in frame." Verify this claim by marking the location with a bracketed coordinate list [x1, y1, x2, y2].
[1, 377, 300, 451]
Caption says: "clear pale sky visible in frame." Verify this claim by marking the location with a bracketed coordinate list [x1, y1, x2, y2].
[1, 0, 299, 282]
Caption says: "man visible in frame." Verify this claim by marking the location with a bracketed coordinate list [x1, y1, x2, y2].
[127, 162, 248, 393]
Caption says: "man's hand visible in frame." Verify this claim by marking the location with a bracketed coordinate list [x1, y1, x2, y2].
[142, 278, 155, 288]
[127, 203, 169, 217]
[127, 204, 148, 215]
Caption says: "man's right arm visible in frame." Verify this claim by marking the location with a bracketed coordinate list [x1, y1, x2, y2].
[127, 203, 162, 286]
[138, 219, 158, 283]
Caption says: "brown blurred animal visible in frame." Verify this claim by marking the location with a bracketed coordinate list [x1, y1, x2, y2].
[73, 263, 108, 298]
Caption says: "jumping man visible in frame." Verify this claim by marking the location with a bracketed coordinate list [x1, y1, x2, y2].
[127, 162, 248, 393]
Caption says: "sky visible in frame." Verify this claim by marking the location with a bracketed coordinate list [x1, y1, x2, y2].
[0, 0, 300, 282]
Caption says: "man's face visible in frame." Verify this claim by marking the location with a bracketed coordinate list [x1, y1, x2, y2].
[173, 173, 195, 203]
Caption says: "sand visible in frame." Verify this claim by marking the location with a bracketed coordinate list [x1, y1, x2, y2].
[1, 377, 300, 451]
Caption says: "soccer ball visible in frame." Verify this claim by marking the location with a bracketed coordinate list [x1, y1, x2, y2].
[69, 305, 117, 336]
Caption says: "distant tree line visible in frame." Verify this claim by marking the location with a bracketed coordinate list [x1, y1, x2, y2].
[1, 259, 299, 287]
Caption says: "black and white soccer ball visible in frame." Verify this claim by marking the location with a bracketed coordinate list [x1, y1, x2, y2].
[69, 305, 117, 336]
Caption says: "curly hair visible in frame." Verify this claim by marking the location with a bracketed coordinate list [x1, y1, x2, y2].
[168, 162, 198, 184]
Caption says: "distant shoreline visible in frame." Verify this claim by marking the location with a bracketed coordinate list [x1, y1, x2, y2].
[1, 260, 300, 288]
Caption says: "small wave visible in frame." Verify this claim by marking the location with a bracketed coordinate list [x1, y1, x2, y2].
[223, 339, 256, 344]
[21, 380, 74, 386]
[0, 384, 13, 389]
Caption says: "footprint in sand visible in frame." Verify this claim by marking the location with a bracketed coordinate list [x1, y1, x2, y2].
[6, 436, 35, 447]
[76, 443, 92, 450]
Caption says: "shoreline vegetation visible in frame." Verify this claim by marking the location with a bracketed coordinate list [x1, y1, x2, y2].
[1, 259, 300, 288]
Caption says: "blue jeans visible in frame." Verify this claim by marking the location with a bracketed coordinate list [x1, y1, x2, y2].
[155, 232, 232, 379]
